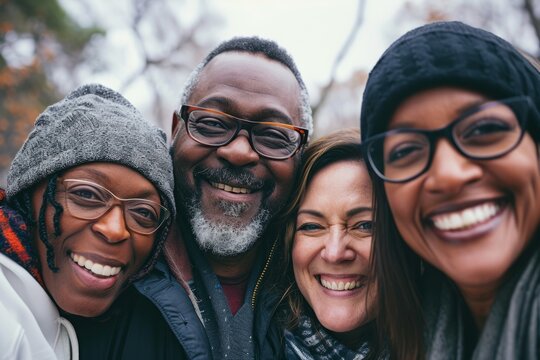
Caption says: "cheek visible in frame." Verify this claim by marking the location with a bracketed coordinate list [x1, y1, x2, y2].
[291, 237, 314, 291]
[173, 148, 198, 195]
[385, 183, 417, 226]
[173, 134, 208, 175]
[268, 158, 298, 200]
[132, 237, 155, 267]
[384, 183, 426, 253]
[494, 141, 540, 219]
[354, 241, 373, 263]
[504, 163, 540, 236]
[291, 237, 306, 275]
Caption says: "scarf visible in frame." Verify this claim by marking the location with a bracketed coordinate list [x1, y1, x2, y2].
[284, 315, 372, 360]
[423, 245, 540, 360]
[0, 189, 42, 284]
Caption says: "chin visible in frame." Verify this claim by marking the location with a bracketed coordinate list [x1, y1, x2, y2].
[322, 319, 365, 333]
[317, 310, 368, 333]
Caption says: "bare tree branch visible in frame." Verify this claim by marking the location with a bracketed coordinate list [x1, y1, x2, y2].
[311, 0, 366, 118]
[119, 0, 206, 92]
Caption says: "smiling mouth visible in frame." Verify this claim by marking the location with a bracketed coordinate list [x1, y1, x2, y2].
[430, 201, 503, 231]
[210, 181, 252, 194]
[70, 253, 122, 277]
[319, 277, 365, 291]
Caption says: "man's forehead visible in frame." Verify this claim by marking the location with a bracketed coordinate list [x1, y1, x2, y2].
[189, 51, 302, 125]
[204, 51, 278, 71]
[199, 51, 295, 86]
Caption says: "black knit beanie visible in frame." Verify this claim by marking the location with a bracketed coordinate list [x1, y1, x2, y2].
[360, 21, 540, 141]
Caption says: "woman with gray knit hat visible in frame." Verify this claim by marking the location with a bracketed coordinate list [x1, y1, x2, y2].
[0, 83, 175, 359]
[360, 21, 540, 359]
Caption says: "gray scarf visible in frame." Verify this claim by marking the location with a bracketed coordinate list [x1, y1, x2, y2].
[423, 246, 540, 359]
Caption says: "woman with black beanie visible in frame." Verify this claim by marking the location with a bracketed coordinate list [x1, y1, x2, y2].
[360, 21, 540, 359]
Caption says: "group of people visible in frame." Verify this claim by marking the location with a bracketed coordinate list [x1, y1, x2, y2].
[1, 20, 539, 360]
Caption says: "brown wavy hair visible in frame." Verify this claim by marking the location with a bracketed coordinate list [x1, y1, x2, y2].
[277, 128, 380, 355]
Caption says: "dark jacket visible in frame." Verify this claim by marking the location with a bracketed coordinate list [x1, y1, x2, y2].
[134, 260, 213, 360]
[157, 224, 285, 359]
[70, 260, 212, 360]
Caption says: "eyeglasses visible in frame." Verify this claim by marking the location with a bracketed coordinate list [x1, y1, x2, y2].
[176, 105, 309, 160]
[363, 96, 532, 183]
[61, 179, 170, 235]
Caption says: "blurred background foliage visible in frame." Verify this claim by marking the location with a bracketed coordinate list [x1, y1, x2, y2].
[0, 0, 539, 185]
[0, 0, 103, 183]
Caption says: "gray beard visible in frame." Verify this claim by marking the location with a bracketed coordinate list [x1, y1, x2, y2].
[187, 197, 271, 257]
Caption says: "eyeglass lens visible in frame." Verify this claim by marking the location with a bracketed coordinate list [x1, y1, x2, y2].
[368, 98, 528, 182]
[63, 180, 167, 235]
[186, 109, 302, 159]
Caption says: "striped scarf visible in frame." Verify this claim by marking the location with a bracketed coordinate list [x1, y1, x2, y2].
[0, 189, 42, 284]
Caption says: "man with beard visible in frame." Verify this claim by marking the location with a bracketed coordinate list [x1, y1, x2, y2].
[137, 37, 312, 359]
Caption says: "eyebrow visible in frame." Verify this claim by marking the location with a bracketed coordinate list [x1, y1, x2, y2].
[196, 96, 294, 125]
[297, 206, 373, 218]
[346, 206, 373, 217]
[65, 168, 158, 199]
[390, 98, 492, 130]
[456, 99, 488, 114]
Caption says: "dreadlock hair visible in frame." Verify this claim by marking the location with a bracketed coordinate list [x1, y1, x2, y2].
[8, 174, 64, 273]
[9, 191, 34, 228]
[37, 174, 63, 272]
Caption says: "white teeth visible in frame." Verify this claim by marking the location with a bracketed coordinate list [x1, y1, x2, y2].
[91, 263, 103, 274]
[432, 202, 500, 231]
[320, 278, 363, 291]
[102, 265, 112, 276]
[70, 253, 121, 277]
[211, 182, 250, 194]
[84, 260, 93, 270]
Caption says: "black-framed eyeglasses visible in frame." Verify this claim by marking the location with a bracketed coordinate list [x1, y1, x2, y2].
[61, 179, 170, 235]
[363, 96, 532, 183]
[175, 105, 309, 160]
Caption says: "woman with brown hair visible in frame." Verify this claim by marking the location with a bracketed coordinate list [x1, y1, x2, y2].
[279, 128, 383, 359]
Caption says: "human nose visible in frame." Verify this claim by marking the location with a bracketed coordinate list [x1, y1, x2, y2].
[91, 205, 130, 243]
[423, 139, 483, 194]
[320, 227, 356, 263]
[216, 130, 260, 166]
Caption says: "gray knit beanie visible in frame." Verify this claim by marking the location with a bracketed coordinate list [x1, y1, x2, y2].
[360, 21, 540, 141]
[7, 83, 175, 219]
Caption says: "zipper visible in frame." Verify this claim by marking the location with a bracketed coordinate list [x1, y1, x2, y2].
[251, 236, 278, 309]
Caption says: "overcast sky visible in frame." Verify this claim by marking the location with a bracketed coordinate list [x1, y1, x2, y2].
[212, 0, 411, 92]
[60, 0, 418, 100]
[55, 0, 536, 130]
